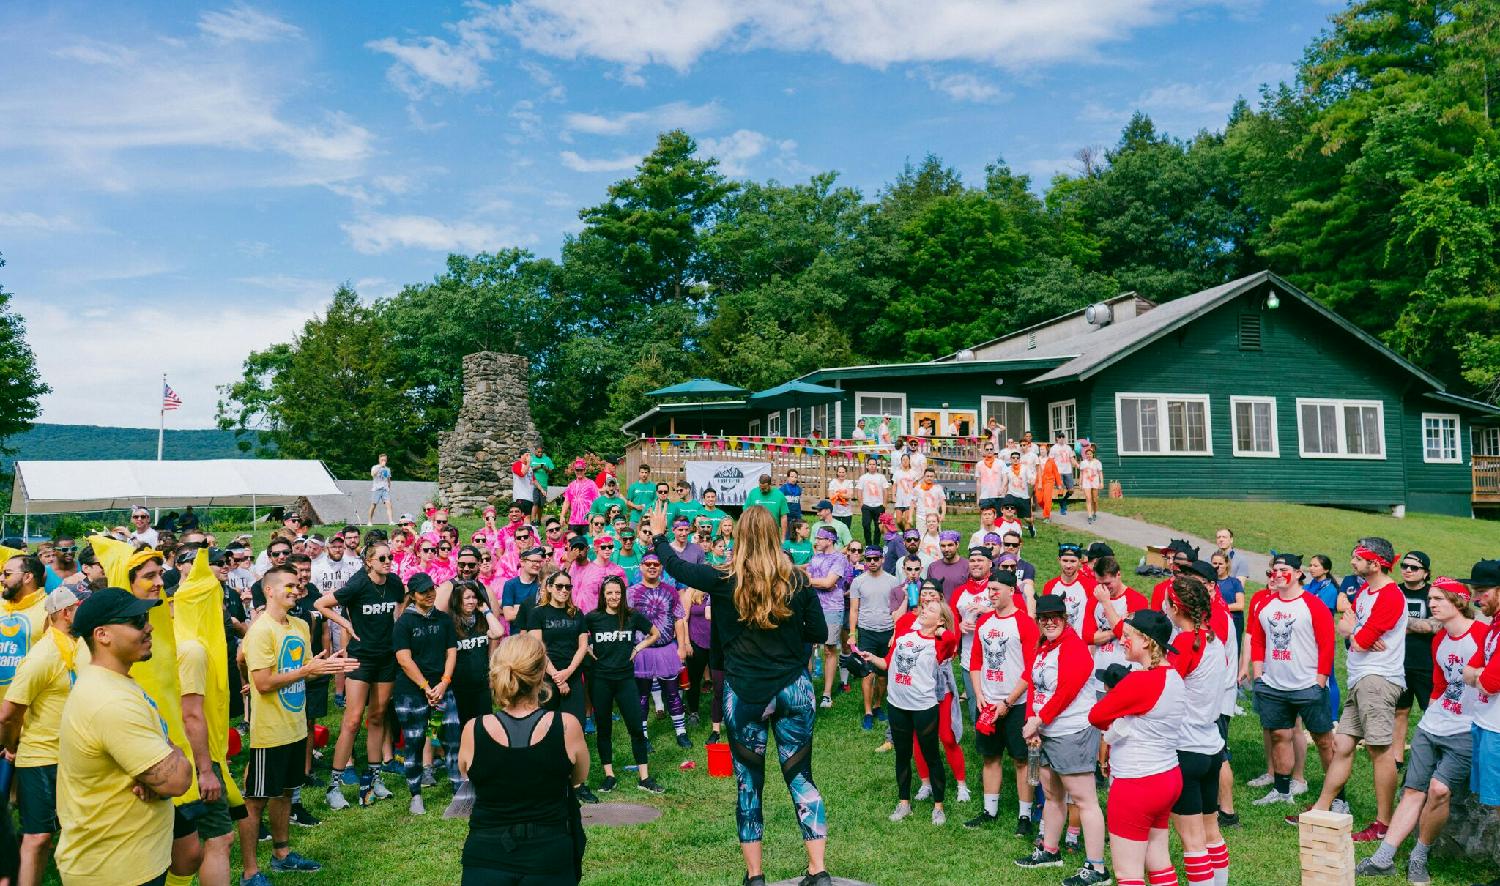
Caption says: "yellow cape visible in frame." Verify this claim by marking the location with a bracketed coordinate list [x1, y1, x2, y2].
[90, 534, 201, 806]
[173, 551, 244, 807]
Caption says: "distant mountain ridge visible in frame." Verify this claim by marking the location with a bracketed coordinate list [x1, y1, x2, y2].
[0, 424, 257, 471]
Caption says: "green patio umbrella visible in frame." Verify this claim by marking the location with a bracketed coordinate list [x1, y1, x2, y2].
[747, 379, 844, 412]
[645, 378, 749, 398]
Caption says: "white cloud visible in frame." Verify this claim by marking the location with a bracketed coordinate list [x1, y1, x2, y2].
[510, 100, 544, 139]
[562, 100, 724, 136]
[366, 17, 497, 98]
[1082, 61, 1295, 136]
[698, 129, 799, 176]
[519, 61, 567, 101]
[197, 4, 302, 43]
[559, 151, 642, 173]
[912, 68, 1006, 102]
[341, 213, 522, 254]
[0, 211, 83, 232]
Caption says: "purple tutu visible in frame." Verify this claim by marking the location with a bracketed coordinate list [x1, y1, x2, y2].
[634, 641, 682, 680]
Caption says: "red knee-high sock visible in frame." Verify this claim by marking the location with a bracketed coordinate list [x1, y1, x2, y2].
[1118, 880, 1147, 886]
[1184, 851, 1212, 884]
[1149, 866, 1179, 886]
[1206, 841, 1229, 871]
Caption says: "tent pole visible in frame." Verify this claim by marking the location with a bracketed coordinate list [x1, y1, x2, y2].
[23, 499, 29, 541]
[251, 494, 256, 533]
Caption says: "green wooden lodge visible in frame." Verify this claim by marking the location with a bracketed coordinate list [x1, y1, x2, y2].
[622, 271, 1500, 517]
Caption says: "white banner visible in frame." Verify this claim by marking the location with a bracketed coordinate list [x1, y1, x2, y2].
[684, 461, 772, 506]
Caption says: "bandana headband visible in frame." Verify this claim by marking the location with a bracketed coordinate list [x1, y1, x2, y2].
[1432, 576, 1471, 601]
[1353, 544, 1393, 569]
[125, 548, 164, 574]
[938, 530, 961, 543]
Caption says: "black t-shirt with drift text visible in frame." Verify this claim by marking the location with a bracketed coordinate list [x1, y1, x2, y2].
[527, 604, 588, 671]
[585, 609, 652, 680]
[333, 568, 405, 659]
[392, 605, 457, 697]
[454, 622, 493, 686]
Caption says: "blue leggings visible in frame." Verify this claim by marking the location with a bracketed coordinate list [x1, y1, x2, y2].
[724, 673, 826, 844]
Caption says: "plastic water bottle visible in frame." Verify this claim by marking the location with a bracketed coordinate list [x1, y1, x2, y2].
[1027, 745, 1042, 787]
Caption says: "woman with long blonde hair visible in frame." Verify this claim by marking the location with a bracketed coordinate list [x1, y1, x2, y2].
[649, 502, 833, 886]
[458, 632, 589, 884]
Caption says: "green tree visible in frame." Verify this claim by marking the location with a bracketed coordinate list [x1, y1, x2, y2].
[0, 254, 50, 455]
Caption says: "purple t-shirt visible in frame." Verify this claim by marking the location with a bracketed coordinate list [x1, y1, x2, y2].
[807, 552, 853, 613]
[628, 582, 684, 648]
[687, 594, 711, 649]
[927, 557, 969, 598]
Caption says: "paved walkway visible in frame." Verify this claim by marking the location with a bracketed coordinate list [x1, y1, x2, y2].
[1051, 508, 1271, 576]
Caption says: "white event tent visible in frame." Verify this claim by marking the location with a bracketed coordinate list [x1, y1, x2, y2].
[7, 459, 343, 535]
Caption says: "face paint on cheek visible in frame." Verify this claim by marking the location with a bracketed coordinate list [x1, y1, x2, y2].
[1122, 636, 1134, 654]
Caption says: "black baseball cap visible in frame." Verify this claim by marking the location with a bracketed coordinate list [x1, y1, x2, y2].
[1460, 559, 1500, 587]
[1035, 595, 1067, 618]
[72, 587, 158, 638]
[406, 573, 435, 597]
[1123, 609, 1175, 651]
[1271, 552, 1303, 570]
[1086, 542, 1114, 560]
[1183, 560, 1218, 582]
[567, 536, 590, 550]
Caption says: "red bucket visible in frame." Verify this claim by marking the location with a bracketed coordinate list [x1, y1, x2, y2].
[705, 742, 732, 778]
[227, 728, 242, 757]
[312, 724, 330, 749]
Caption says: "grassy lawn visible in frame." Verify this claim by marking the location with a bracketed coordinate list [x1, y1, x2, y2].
[1099, 497, 1500, 577]
[199, 513, 1498, 885]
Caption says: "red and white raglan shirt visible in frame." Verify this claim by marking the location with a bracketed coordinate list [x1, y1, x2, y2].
[949, 579, 995, 672]
[1347, 580, 1410, 689]
[885, 629, 961, 712]
[1209, 593, 1241, 716]
[1028, 627, 1095, 737]
[1249, 590, 1336, 692]
[1421, 620, 1488, 737]
[970, 608, 1039, 706]
[1472, 619, 1500, 734]
[1083, 587, 1148, 693]
[1172, 628, 1228, 755]
[1088, 666, 1187, 778]
[1041, 571, 1098, 637]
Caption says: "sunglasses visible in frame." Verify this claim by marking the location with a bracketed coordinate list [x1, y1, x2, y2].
[864, 556, 883, 562]
[436, 519, 448, 524]
[547, 527, 561, 533]
[233, 555, 250, 563]
[269, 550, 290, 558]
[439, 545, 453, 551]
[116, 614, 149, 630]
[371, 555, 391, 563]
[420, 547, 436, 553]
[1002, 542, 1020, 548]
[457, 561, 479, 569]
[481, 555, 494, 562]
[1400, 563, 1425, 570]
[598, 545, 615, 551]
[591, 522, 605, 528]
[54, 545, 79, 555]
[553, 581, 573, 589]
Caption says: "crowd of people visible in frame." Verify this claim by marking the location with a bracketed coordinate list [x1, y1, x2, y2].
[0, 443, 1497, 886]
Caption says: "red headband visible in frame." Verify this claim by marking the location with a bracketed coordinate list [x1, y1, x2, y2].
[1432, 577, 1471, 601]
[1353, 544, 1393, 569]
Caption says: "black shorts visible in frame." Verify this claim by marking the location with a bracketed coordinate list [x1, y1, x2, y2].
[173, 806, 196, 839]
[1217, 714, 1233, 762]
[349, 655, 397, 684]
[17, 764, 58, 834]
[244, 738, 308, 799]
[514, 496, 534, 513]
[1397, 668, 1433, 711]
[1254, 680, 1334, 734]
[975, 702, 1028, 761]
[305, 676, 330, 720]
[1172, 749, 1224, 816]
[857, 628, 893, 660]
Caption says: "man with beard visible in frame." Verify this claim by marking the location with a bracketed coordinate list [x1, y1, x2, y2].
[1461, 560, 1500, 886]
[0, 555, 50, 689]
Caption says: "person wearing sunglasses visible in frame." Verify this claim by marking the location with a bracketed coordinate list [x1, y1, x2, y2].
[629, 554, 692, 749]
[573, 537, 625, 616]
[850, 546, 903, 733]
[499, 548, 546, 626]
[128, 505, 160, 548]
[1390, 551, 1436, 771]
[401, 539, 439, 584]
[318, 541, 405, 810]
[49, 535, 81, 587]
[56, 588, 192, 886]
[1, 554, 50, 688]
[526, 573, 591, 751]
[562, 459, 600, 536]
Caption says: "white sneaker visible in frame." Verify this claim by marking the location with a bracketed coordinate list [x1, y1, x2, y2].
[409, 794, 426, 816]
[1331, 798, 1351, 815]
[1290, 779, 1309, 796]
[325, 787, 349, 811]
[819, 695, 833, 709]
[956, 783, 972, 803]
[370, 780, 393, 800]
[889, 804, 913, 822]
[931, 807, 946, 825]
[1252, 789, 1293, 806]
[914, 784, 933, 802]
[1247, 772, 1274, 788]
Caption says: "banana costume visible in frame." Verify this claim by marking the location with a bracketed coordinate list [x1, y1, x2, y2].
[172, 549, 245, 808]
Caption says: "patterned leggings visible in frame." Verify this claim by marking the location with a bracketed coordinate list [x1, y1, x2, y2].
[394, 690, 463, 795]
[636, 677, 686, 734]
[724, 673, 826, 845]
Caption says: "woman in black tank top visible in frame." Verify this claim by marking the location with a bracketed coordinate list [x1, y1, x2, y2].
[458, 632, 590, 885]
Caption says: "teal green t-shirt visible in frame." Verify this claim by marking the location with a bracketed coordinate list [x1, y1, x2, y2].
[744, 487, 789, 525]
[589, 495, 628, 520]
[529, 455, 554, 492]
[626, 482, 658, 521]
[666, 500, 700, 529]
[783, 539, 814, 565]
[697, 507, 730, 536]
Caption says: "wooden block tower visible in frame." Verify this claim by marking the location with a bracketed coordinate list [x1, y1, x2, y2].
[1298, 809, 1355, 886]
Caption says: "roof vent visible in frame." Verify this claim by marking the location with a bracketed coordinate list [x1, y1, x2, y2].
[1084, 303, 1114, 327]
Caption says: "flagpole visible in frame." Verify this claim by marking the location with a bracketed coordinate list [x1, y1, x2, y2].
[156, 373, 165, 523]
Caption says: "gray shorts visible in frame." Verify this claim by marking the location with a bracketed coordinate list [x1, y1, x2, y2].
[1405, 728, 1471, 793]
[1041, 727, 1101, 776]
[823, 614, 843, 647]
[1254, 680, 1334, 734]
[371, 486, 390, 504]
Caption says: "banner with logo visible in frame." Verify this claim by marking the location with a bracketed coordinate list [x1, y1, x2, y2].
[685, 460, 771, 506]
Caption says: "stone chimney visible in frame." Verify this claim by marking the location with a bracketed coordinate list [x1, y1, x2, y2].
[437, 352, 538, 515]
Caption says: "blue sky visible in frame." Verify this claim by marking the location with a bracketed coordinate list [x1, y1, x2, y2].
[0, 0, 1336, 429]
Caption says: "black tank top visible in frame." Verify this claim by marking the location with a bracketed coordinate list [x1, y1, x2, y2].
[468, 708, 572, 831]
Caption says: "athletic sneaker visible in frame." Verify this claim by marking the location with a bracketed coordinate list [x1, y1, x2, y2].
[706, 731, 721, 745]
[290, 803, 321, 827]
[420, 766, 437, 787]
[1352, 821, 1388, 843]
[931, 808, 946, 826]
[963, 811, 997, 829]
[241, 873, 273, 886]
[638, 777, 665, 794]
[409, 794, 426, 816]
[1332, 798, 1352, 815]
[797, 872, 832, 886]
[381, 759, 404, 775]
[584, 716, 596, 735]
[1253, 789, 1294, 805]
[258, 823, 271, 842]
[688, 712, 701, 728]
[1290, 778, 1309, 796]
[1217, 810, 1240, 828]
[269, 852, 323, 873]
[874, 740, 893, 753]
[1354, 857, 1396, 877]
[1015, 816, 1035, 838]
[676, 733, 692, 749]
[340, 768, 360, 786]
[1014, 848, 1064, 869]
[819, 695, 833, 709]
[956, 783, 971, 803]
[862, 714, 874, 730]
[914, 784, 932, 802]
[1247, 772, 1275, 788]
[889, 804, 913, 822]
[370, 779, 393, 800]
[1406, 856, 1430, 886]
[742, 875, 767, 886]
[874, 706, 886, 722]
[1062, 866, 1112, 886]
[325, 787, 349, 811]
[575, 785, 600, 804]
[600, 775, 617, 793]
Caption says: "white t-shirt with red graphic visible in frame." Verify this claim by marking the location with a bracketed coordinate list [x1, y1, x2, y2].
[1083, 588, 1147, 692]
[1420, 621, 1488, 737]
[975, 458, 1005, 500]
[1249, 589, 1336, 692]
[885, 629, 960, 711]
[1348, 581, 1410, 687]
[1027, 628, 1094, 737]
[970, 609, 1038, 704]
[858, 471, 889, 508]
[1041, 572, 1097, 636]
[1471, 621, 1500, 732]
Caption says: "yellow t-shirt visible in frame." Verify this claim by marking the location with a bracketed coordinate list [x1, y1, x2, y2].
[178, 638, 208, 697]
[244, 614, 311, 749]
[5, 629, 90, 766]
[0, 591, 49, 687]
[56, 665, 175, 886]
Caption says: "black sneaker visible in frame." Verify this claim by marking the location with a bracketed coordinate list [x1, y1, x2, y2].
[1217, 809, 1241, 828]
[599, 776, 616, 793]
[1062, 866, 1113, 886]
[797, 872, 832, 886]
[290, 803, 321, 827]
[258, 823, 271, 842]
[706, 731, 722, 745]
[1015, 848, 1063, 869]
[575, 785, 601, 805]
[637, 777, 666, 794]
[676, 733, 692, 749]
[963, 811, 998, 829]
[1015, 815, 1035, 838]
[741, 875, 767, 886]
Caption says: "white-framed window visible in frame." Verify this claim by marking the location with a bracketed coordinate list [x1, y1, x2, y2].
[1116, 393, 1213, 455]
[767, 413, 782, 436]
[855, 391, 906, 437]
[1295, 398, 1384, 459]
[1048, 399, 1077, 442]
[786, 407, 802, 437]
[1422, 413, 1461, 464]
[1230, 396, 1278, 457]
[808, 402, 833, 439]
[983, 396, 1029, 439]
[1473, 426, 1500, 457]
[747, 419, 762, 437]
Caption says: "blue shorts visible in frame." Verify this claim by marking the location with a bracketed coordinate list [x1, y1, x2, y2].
[1471, 725, 1500, 806]
[371, 487, 390, 504]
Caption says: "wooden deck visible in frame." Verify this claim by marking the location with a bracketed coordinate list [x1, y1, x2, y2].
[1474, 455, 1500, 503]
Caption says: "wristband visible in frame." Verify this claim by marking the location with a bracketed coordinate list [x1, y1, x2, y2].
[419, 680, 430, 690]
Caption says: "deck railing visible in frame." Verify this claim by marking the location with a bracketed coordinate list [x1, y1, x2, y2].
[1474, 455, 1500, 503]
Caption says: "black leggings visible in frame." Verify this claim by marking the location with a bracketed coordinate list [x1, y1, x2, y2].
[684, 642, 724, 724]
[454, 677, 493, 724]
[1172, 749, 1224, 816]
[544, 669, 586, 721]
[860, 504, 884, 545]
[589, 674, 647, 767]
[890, 704, 944, 803]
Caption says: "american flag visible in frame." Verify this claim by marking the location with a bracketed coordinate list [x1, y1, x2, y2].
[162, 381, 182, 411]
